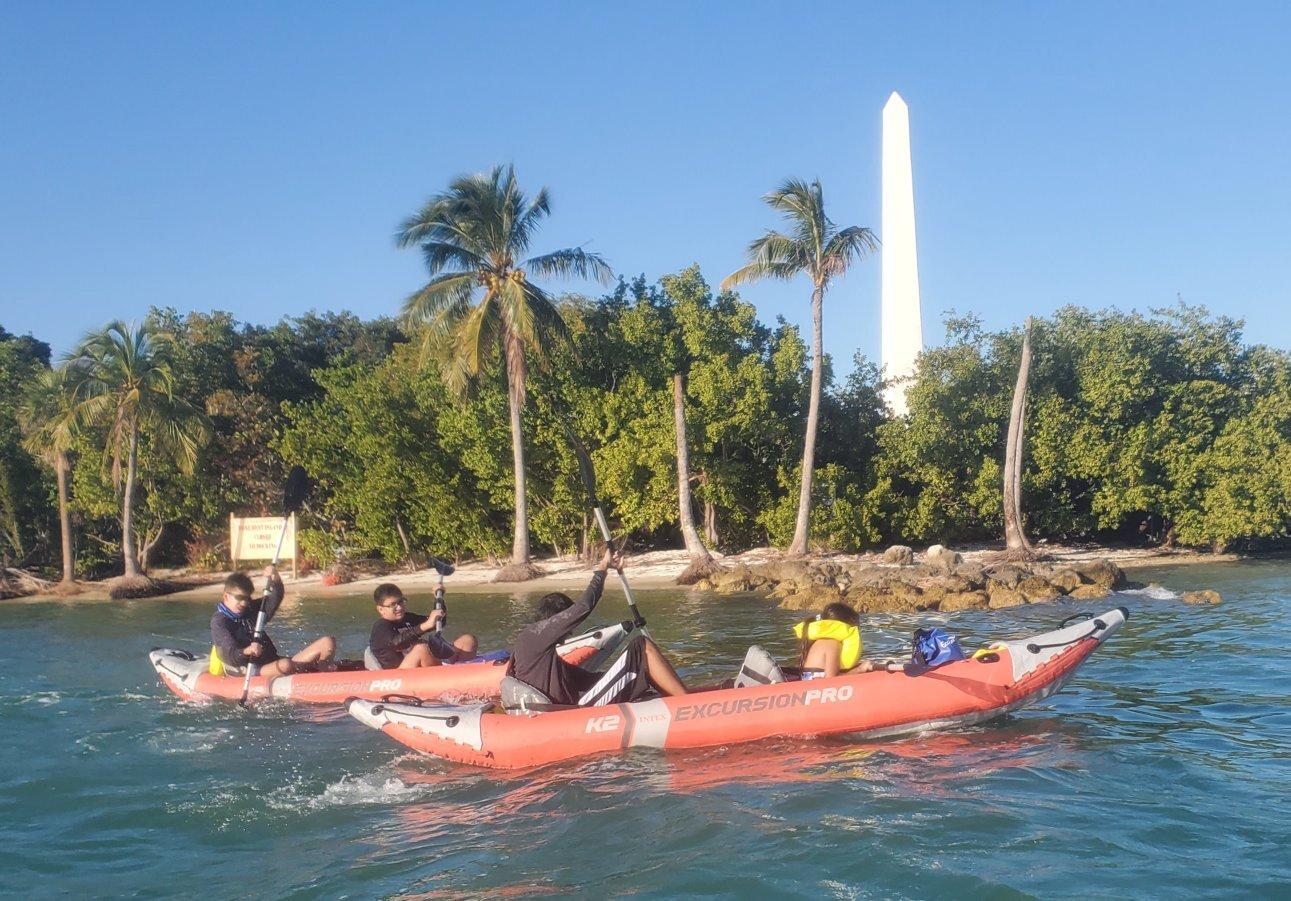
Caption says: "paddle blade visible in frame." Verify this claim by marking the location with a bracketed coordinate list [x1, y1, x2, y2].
[283, 465, 310, 514]
[427, 555, 455, 577]
[563, 422, 600, 506]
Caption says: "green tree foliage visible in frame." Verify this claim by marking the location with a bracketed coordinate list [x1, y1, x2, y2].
[9, 290, 1290, 583]
[0, 326, 53, 565]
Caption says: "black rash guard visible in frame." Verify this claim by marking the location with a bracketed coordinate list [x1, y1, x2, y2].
[369, 611, 459, 669]
[508, 570, 606, 704]
[209, 578, 284, 668]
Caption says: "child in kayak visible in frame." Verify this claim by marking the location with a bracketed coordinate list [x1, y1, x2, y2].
[209, 565, 336, 676]
[794, 602, 876, 679]
[369, 583, 479, 669]
[508, 548, 689, 706]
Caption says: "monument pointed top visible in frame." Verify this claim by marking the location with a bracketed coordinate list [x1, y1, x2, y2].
[884, 91, 907, 110]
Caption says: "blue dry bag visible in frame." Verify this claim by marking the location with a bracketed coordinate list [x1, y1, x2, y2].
[912, 627, 966, 669]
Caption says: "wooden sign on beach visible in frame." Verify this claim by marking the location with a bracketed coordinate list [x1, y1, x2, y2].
[229, 514, 298, 579]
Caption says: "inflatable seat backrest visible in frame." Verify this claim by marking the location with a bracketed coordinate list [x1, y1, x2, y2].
[363, 647, 382, 671]
[500, 676, 554, 716]
[734, 645, 787, 688]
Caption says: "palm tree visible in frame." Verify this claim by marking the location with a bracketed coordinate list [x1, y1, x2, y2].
[64, 321, 209, 581]
[18, 366, 80, 586]
[722, 179, 878, 556]
[396, 165, 612, 581]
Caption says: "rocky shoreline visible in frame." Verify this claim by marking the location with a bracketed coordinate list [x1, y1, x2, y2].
[697, 546, 1222, 612]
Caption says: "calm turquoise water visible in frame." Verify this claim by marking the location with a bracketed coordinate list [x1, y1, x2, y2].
[1, 561, 1288, 898]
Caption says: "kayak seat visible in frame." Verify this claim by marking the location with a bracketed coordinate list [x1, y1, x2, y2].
[500, 676, 557, 716]
[733, 645, 787, 689]
[363, 648, 382, 671]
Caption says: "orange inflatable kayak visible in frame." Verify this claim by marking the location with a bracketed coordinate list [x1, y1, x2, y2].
[346, 608, 1126, 769]
[150, 622, 631, 704]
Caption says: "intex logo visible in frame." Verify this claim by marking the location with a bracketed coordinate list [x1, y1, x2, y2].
[368, 678, 403, 692]
[584, 714, 622, 734]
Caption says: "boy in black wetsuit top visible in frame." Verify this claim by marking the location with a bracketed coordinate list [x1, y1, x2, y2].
[508, 549, 689, 706]
[368, 583, 479, 669]
[209, 565, 336, 676]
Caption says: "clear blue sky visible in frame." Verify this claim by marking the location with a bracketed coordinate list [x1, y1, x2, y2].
[2, 2, 1288, 371]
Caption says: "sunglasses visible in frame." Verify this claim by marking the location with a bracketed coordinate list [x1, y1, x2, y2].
[379, 598, 407, 610]
[225, 592, 252, 603]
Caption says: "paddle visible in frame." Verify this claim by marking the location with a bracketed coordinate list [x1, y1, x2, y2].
[427, 555, 455, 631]
[564, 423, 647, 631]
[239, 465, 311, 707]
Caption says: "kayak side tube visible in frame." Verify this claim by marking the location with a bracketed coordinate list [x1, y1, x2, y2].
[346, 607, 1127, 769]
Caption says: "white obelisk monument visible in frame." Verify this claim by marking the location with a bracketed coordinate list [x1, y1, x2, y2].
[881, 91, 924, 416]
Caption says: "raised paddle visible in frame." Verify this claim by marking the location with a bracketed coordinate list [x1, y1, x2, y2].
[239, 465, 311, 707]
[564, 423, 647, 632]
[427, 555, 455, 631]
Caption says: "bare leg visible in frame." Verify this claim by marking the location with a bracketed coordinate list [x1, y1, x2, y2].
[643, 638, 688, 696]
[453, 634, 478, 660]
[398, 644, 435, 669]
[291, 635, 337, 666]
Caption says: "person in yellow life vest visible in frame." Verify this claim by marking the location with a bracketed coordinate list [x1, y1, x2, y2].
[794, 602, 876, 679]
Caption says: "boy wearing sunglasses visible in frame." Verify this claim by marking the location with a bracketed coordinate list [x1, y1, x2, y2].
[369, 583, 479, 669]
[210, 565, 336, 676]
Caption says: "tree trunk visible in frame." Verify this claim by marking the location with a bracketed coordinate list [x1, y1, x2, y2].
[493, 333, 542, 582]
[703, 497, 719, 548]
[674, 374, 718, 584]
[1003, 318, 1035, 558]
[788, 284, 825, 557]
[140, 520, 166, 573]
[506, 370, 530, 565]
[55, 452, 75, 584]
[121, 422, 141, 578]
[394, 516, 418, 571]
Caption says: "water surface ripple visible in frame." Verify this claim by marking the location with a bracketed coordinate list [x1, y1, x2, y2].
[1, 561, 1287, 897]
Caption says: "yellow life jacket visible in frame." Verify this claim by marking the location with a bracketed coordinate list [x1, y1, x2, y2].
[209, 645, 225, 676]
[793, 619, 862, 672]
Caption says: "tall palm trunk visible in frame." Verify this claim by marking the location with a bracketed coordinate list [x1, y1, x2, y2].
[504, 335, 531, 567]
[1003, 318, 1035, 558]
[55, 452, 74, 583]
[121, 421, 141, 577]
[674, 374, 718, 584]
[788, 284, 825, 557]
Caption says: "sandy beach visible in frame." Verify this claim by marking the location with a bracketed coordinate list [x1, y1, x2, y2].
[13, 542, 1242, 604]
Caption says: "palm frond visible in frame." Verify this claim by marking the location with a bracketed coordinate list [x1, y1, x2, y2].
[821, 226, 880, 280]
[401, 272, 477, 327]
[523, 248, 613, 285]
[443, 291, 501, 397]
[416, 241, 486, 277]
[510, 186, 551, 256]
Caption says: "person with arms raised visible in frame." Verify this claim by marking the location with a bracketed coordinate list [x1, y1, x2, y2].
[509, 548, 689, 706]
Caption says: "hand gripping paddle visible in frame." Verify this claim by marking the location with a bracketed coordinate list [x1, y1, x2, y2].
[427, 555, 455, 631]
[239, 465, 311, 707]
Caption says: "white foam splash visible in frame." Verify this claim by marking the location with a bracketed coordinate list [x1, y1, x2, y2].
[1118, 583, 1179, 600]
[266, 770, 439, 810]
[20, 691, 61, 706]
[147, 727, 233, 754]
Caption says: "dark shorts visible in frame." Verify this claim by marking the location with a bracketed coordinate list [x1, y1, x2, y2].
[576, 638, 653, 707]
[426, 632, 460, 661]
